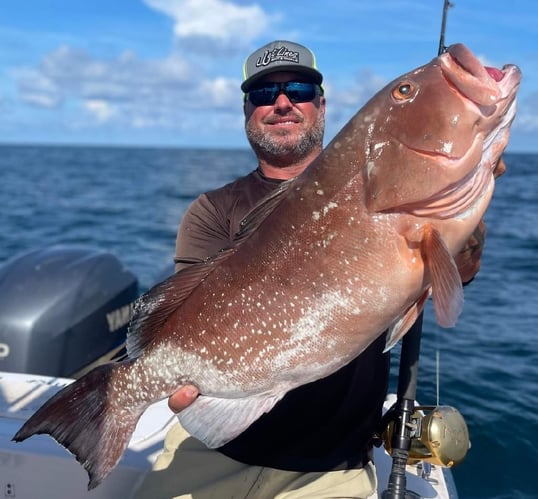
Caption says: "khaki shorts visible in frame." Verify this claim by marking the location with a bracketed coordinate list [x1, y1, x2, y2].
[132, 422, 377, 499]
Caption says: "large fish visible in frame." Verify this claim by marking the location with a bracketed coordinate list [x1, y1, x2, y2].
[13, 44, 520, 489]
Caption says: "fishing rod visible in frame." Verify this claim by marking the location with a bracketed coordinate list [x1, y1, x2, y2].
[438, 0, 453, 55]
[381, 2, 454, 498]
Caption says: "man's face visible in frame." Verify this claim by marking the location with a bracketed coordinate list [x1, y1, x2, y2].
[243, 71, 326, 166]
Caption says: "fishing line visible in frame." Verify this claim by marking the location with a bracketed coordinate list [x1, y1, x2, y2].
[436, 343, 441, 406]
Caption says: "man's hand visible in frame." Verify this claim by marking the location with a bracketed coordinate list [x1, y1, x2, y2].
[493, 156, 506, 178]
[168, 385, 199, 413]
[455, 219, 486, 285]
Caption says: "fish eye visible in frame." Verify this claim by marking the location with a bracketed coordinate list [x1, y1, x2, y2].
[392, 81, 415, 101]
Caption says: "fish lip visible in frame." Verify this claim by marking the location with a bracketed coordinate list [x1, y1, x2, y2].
[496, 64, 522, 98]
[440, 44, 521, 107]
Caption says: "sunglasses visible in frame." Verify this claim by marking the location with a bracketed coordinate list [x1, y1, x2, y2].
[247, 81, 322, 107]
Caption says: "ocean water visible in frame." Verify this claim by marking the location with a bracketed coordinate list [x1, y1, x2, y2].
[0, 145, 536, 499]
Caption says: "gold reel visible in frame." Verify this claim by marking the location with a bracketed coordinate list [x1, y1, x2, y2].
[383, 405, 470, 467]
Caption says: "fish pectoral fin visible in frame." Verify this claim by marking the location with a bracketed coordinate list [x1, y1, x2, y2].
[421, 224, 464, 327]
[384, 290, 430, 351]
[178, 392, 286, 448]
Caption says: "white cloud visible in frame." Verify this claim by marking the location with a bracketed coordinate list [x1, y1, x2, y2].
[84, 100, 117, 122]
[198, 76, 239, 108]
[143, 0, 275, 52]
[16, 68, 63, 108]
[15, 45, 205, 126]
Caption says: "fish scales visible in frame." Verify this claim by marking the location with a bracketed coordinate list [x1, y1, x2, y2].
[13, 43, 521, 489]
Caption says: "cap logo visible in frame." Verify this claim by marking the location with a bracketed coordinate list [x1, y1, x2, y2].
[255, 46, 300, 69]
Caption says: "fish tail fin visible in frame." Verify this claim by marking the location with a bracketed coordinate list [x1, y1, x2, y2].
[13, 363, 142, 490]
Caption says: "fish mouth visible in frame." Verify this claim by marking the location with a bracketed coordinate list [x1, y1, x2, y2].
[440, 43, 521, 108]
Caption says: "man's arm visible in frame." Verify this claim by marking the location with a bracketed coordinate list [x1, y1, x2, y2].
[174, 193, 231, 272]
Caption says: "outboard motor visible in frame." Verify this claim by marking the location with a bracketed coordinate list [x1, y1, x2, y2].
[0, 245, 138, 378]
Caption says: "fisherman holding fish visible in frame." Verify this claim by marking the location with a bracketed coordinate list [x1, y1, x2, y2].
[133, 40, 490, 499]
[15, 39, 518, 497]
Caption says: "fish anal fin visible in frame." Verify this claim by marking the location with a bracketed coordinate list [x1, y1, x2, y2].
[421, 224, 464, 327]
[179, 392, 286, 448]
[385, 290, 430, 352]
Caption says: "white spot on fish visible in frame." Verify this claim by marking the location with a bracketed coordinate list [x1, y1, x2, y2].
[367, 160, 375, 178]
[323, 201, 338, 216]
[441, 141, 453, 154]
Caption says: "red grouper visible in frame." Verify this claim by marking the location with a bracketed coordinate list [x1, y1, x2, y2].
[13, 44, 521, 489]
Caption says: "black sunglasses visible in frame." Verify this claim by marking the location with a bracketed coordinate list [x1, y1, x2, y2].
[247, 81, 322, 107]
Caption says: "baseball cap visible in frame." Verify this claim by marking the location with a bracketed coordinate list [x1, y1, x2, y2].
[241, 40, 323, 93]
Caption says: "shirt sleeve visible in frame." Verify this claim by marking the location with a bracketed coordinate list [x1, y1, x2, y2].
[174, 193, 232, 272]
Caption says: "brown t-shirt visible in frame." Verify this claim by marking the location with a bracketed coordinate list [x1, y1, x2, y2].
[174, 168, 390, 471]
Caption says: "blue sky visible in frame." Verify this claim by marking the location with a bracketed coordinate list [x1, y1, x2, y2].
[1, 0, 536, 152]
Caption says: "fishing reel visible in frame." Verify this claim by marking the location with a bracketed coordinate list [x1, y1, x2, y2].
[382, 405, 470, 467]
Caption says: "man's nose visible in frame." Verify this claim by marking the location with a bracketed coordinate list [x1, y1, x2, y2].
[273, 91, 293, 110]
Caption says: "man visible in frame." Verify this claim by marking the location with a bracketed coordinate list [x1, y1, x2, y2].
[134, 40, 486, 499]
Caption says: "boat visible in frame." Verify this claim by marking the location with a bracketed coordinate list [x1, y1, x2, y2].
[0, 245, 460, 498]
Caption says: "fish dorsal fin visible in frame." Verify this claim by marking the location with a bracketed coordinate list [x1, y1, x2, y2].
[233, 177, 295, 243]
[385, 290, 430, 351]
[126, 179, 294, 359]
[421, 224, 464, 327]
[178, 392, 286, 448]
[126, 249, 234, 358]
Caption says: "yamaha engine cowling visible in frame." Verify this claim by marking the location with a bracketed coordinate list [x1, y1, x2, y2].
[0, 245, 138, 377]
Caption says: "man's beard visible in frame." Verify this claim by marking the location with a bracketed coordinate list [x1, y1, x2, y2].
[245, 114, 325, 168]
